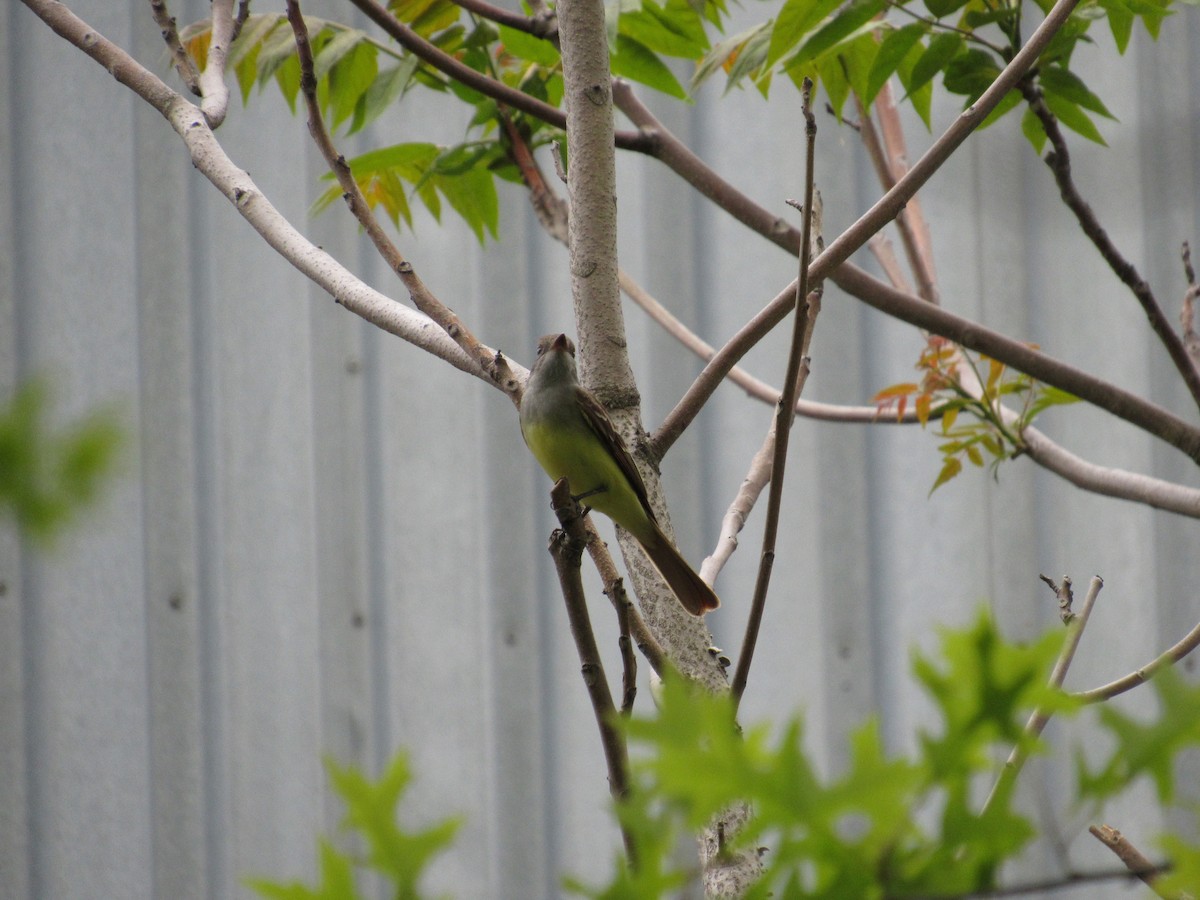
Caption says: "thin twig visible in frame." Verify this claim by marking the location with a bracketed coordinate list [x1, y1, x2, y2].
[854, 92, 938, 304]
[450, 0, 558, 39]
[346, 0, 647, 150]
[198, 0, 234, 127]
[1089, 825, 1190, 899]
[285, 0, 518, 399]
[229, 0, 252, 42]
[583, 521, 667, 676]
[1074, 616, 1200, 704]
[546, 480, 635, 863]
[147, 0, 201, 95]
[873, 83, 939, 304]
[731, 80, 820, 709]
[1181, 242, 1200, 367]
[614, 579, 638, 715]
[1022, 82, 1200, 413]
[657, 0, 1092, 447]
[22, 0, 488, 383]
[980, 576, 1102, 816]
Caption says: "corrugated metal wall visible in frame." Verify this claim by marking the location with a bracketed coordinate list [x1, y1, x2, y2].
[2, 1, 1198, 897]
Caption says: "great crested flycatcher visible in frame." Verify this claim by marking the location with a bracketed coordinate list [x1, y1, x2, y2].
[519, 333, 719, 616]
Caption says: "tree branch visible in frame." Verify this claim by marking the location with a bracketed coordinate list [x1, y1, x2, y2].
[1089, 825, 1188, 899]
[20, 0, 507, 390]
[285, 0, 517, 397]
[1021, 83, 1200, 414]
[345, 0, 648, 150]
[147, 0, 200, 96]
[1074, 616, 1200, 704]
[546, 480, 635, 862]
[981, 575, 1102, 817]
[450, 0, 558, 40]
[732, 84, 820, 710]
[198, 0, 234, 127]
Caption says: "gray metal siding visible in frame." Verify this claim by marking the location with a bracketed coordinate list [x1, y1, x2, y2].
[3, 1, 1199, 897]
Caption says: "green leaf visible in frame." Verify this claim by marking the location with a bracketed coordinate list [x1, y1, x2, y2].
[942, 48, 1001, 100]
[1079, 668, 1200, 802]
[497, 24, 561, 66]
[929, 455, 963, 493]
[1097, 0, 1136, 51]
[765, 0, 846, 71]
[1042, 91, 1108, 145]
[328, 38, 378, 128]
[895, 39, 933, 127]
[693, 22, 771, 90]
[788, 0, 886, 70]
[0, 379, 123, 543]
[1039, 65, 1116, 119]
[1020, 105, 1048, 152]
[619, 0, 710, 57]
[312, 27, 366, 80]
[924, 0, 972, 19]
[978, 88, 1023, 128]
[610, 34, 689, 98]
[908, 32, 963, 97]
[866, 23, 927, 104]
[351, 57, 420, 134]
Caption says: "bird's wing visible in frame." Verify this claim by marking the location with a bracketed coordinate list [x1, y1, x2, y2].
[574, 385, 659, 524]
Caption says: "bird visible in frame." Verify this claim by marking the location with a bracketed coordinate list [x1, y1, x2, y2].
[519, 333, 719, 615]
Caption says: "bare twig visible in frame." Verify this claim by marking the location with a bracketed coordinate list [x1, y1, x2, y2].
[1022, 83, 1200, 413]
[658, 0, 1107, 446]
[147, 0, 201, 95]
[981, 576, 1103, 816]
[614, 579, 638, 715]
[21, 0, 490, 384]
[854, 90, 938, 304]
[1089, 825, 1189, 899]
[1074, 616, 1200, 704]
[230, 0, 252, 43]
[583, 521, 667, 676]
[546, 480, 635, 862]
[346, 0, 648, 150]
[198, 0, 234, 126]
[450, 0, 558, 39]
[1182, 242, 1200, 367]
[285, 1, 518, 399]
[731, 81, 820, 709]
[698, 284, 822, 588]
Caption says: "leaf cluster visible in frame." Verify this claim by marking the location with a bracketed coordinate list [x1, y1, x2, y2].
[244, 615, 1200, 898]
[874, 336, 1078, 493]
[0, 379, 123, 543]
[180, 0, 1184, 244]
[575, 611, 1076, 898]
[248, 754, 461, 900]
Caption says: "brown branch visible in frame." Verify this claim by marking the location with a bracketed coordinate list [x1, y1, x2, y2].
[346, 0, 648, 151]
[22, 0, 494, 386]
[1022, 83, 1200, 413]
[731, 82, 820, 709]
[1182, 242, 1200, 367]
[285, 1, 518, 401]
[614, 579, 638, 715]
[655, 0, 1090, 448]
[450, 0, 558, 40]
[1074, 616, 1200, 704]
[1089, 825, 1188, 899]
[854, 90, 938, 304]
[981, 576, 1102, 816]
[583, 519, 667, 676]
[546, 480, 635, 862]
[147, 0, 201, 95]
[230, 0, 252, 43]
